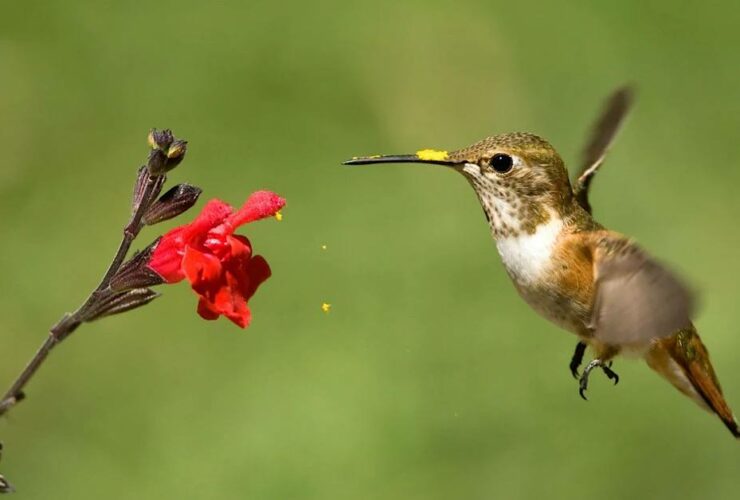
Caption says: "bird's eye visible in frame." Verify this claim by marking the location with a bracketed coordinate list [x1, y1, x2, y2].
[490, 153, 513, 173]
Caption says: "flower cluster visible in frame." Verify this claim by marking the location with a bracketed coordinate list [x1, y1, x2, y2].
[0, 129, 286, 488]
[147, 192, 285, 327]
[106, 128, 285, 329]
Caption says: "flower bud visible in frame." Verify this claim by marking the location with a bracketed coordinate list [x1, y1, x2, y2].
[132, 165, 150, 208]
[84, 288, 160, 321]
[143, 183, 202, 225]
[147, 138, 187, 175]
[165, 139, 188, 170]
[146, 149, 168, 175]
[147, 128, 174, 150]
[167, 140, 187, 159]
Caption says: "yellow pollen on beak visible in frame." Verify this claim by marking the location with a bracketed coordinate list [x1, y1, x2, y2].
[416, 149, 449, 161]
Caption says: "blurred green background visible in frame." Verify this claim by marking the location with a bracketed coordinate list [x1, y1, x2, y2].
[1, 1, 739, 498]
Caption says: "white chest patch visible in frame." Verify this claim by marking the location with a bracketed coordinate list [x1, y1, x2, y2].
[495, 217, 563, 285]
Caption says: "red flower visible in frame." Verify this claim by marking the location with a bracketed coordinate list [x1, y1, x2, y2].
[148, 191, 285, 328]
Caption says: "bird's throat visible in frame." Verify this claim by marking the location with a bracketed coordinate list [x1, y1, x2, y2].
[476, 187, 556, 239]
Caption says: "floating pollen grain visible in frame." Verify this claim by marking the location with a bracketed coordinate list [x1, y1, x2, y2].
[275, 211, 283, 221]
[321, 302, 331, 313]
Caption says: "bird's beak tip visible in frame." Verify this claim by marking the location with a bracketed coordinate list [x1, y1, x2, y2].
[342, 155, 384, 166]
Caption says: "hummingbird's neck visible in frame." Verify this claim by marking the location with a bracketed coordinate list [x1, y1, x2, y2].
[474, 188, 577, 240]
[473, 187, 599, 286]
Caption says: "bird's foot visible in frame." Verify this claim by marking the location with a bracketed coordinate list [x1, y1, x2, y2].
[578, 359, 619, 400]
[569, 342, 587, 378]
[602, 363, 619, 385]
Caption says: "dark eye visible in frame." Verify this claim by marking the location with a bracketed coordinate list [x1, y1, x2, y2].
[490, 153, 513, 173]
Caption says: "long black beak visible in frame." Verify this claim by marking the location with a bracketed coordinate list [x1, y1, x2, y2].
[343, 151, 458, 167]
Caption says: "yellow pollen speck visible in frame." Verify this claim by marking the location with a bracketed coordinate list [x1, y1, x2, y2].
[275, 211, 283, 221]
[321, 302, 331, 313]
[416, 149, 449, 161]
[321, 244, 328, 250]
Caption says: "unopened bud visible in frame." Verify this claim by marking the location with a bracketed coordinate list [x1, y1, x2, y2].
[84, 288, 160, 321]
[132, 165, 150, 208]
[164, 139, 187, 169]
[147, 149, 168, 175]
[147, 138, 187, 175]
[167, 140, 187, 159]
[147, 128, 174, 150]
[143, 183, 202, 225]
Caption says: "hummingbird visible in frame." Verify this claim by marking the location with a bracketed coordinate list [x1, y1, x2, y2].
[344, 87, 739, 438]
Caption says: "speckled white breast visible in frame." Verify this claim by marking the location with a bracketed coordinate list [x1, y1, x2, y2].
[494, 215, 582, 332]
[495, 216, 564, 286]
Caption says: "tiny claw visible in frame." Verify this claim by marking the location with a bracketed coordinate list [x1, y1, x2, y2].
[603, 365, 620, 385]
[569, 342, 587, 380]
[578, 375, 590, 401]
[575, 358, 619, 401]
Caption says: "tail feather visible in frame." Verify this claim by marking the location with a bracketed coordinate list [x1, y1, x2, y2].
[646, 325, 739, 439]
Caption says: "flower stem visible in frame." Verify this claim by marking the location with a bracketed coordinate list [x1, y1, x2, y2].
[0, 170, 163, 417]
[0, 336, 57, 415]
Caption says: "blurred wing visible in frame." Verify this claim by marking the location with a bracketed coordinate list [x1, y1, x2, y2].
[575, 86, 635, 213]
[590, 237, 695, 345]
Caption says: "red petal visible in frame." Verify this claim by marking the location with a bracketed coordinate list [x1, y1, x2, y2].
[181, 199, 233, 241]
[226, 191, 285, 227]
[148, 200, 234, 283]
[148, 227, 187, 283]
[213, 281, 252, 328]
[182, 246, 223, 293]
[227, 234, 252, 259]
[183, 246, 254, 328]
[239, 255, 272, 301]
[197, 297, 221, 321]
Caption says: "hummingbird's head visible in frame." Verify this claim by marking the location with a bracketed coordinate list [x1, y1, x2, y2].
[344, 132, 574, 237]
